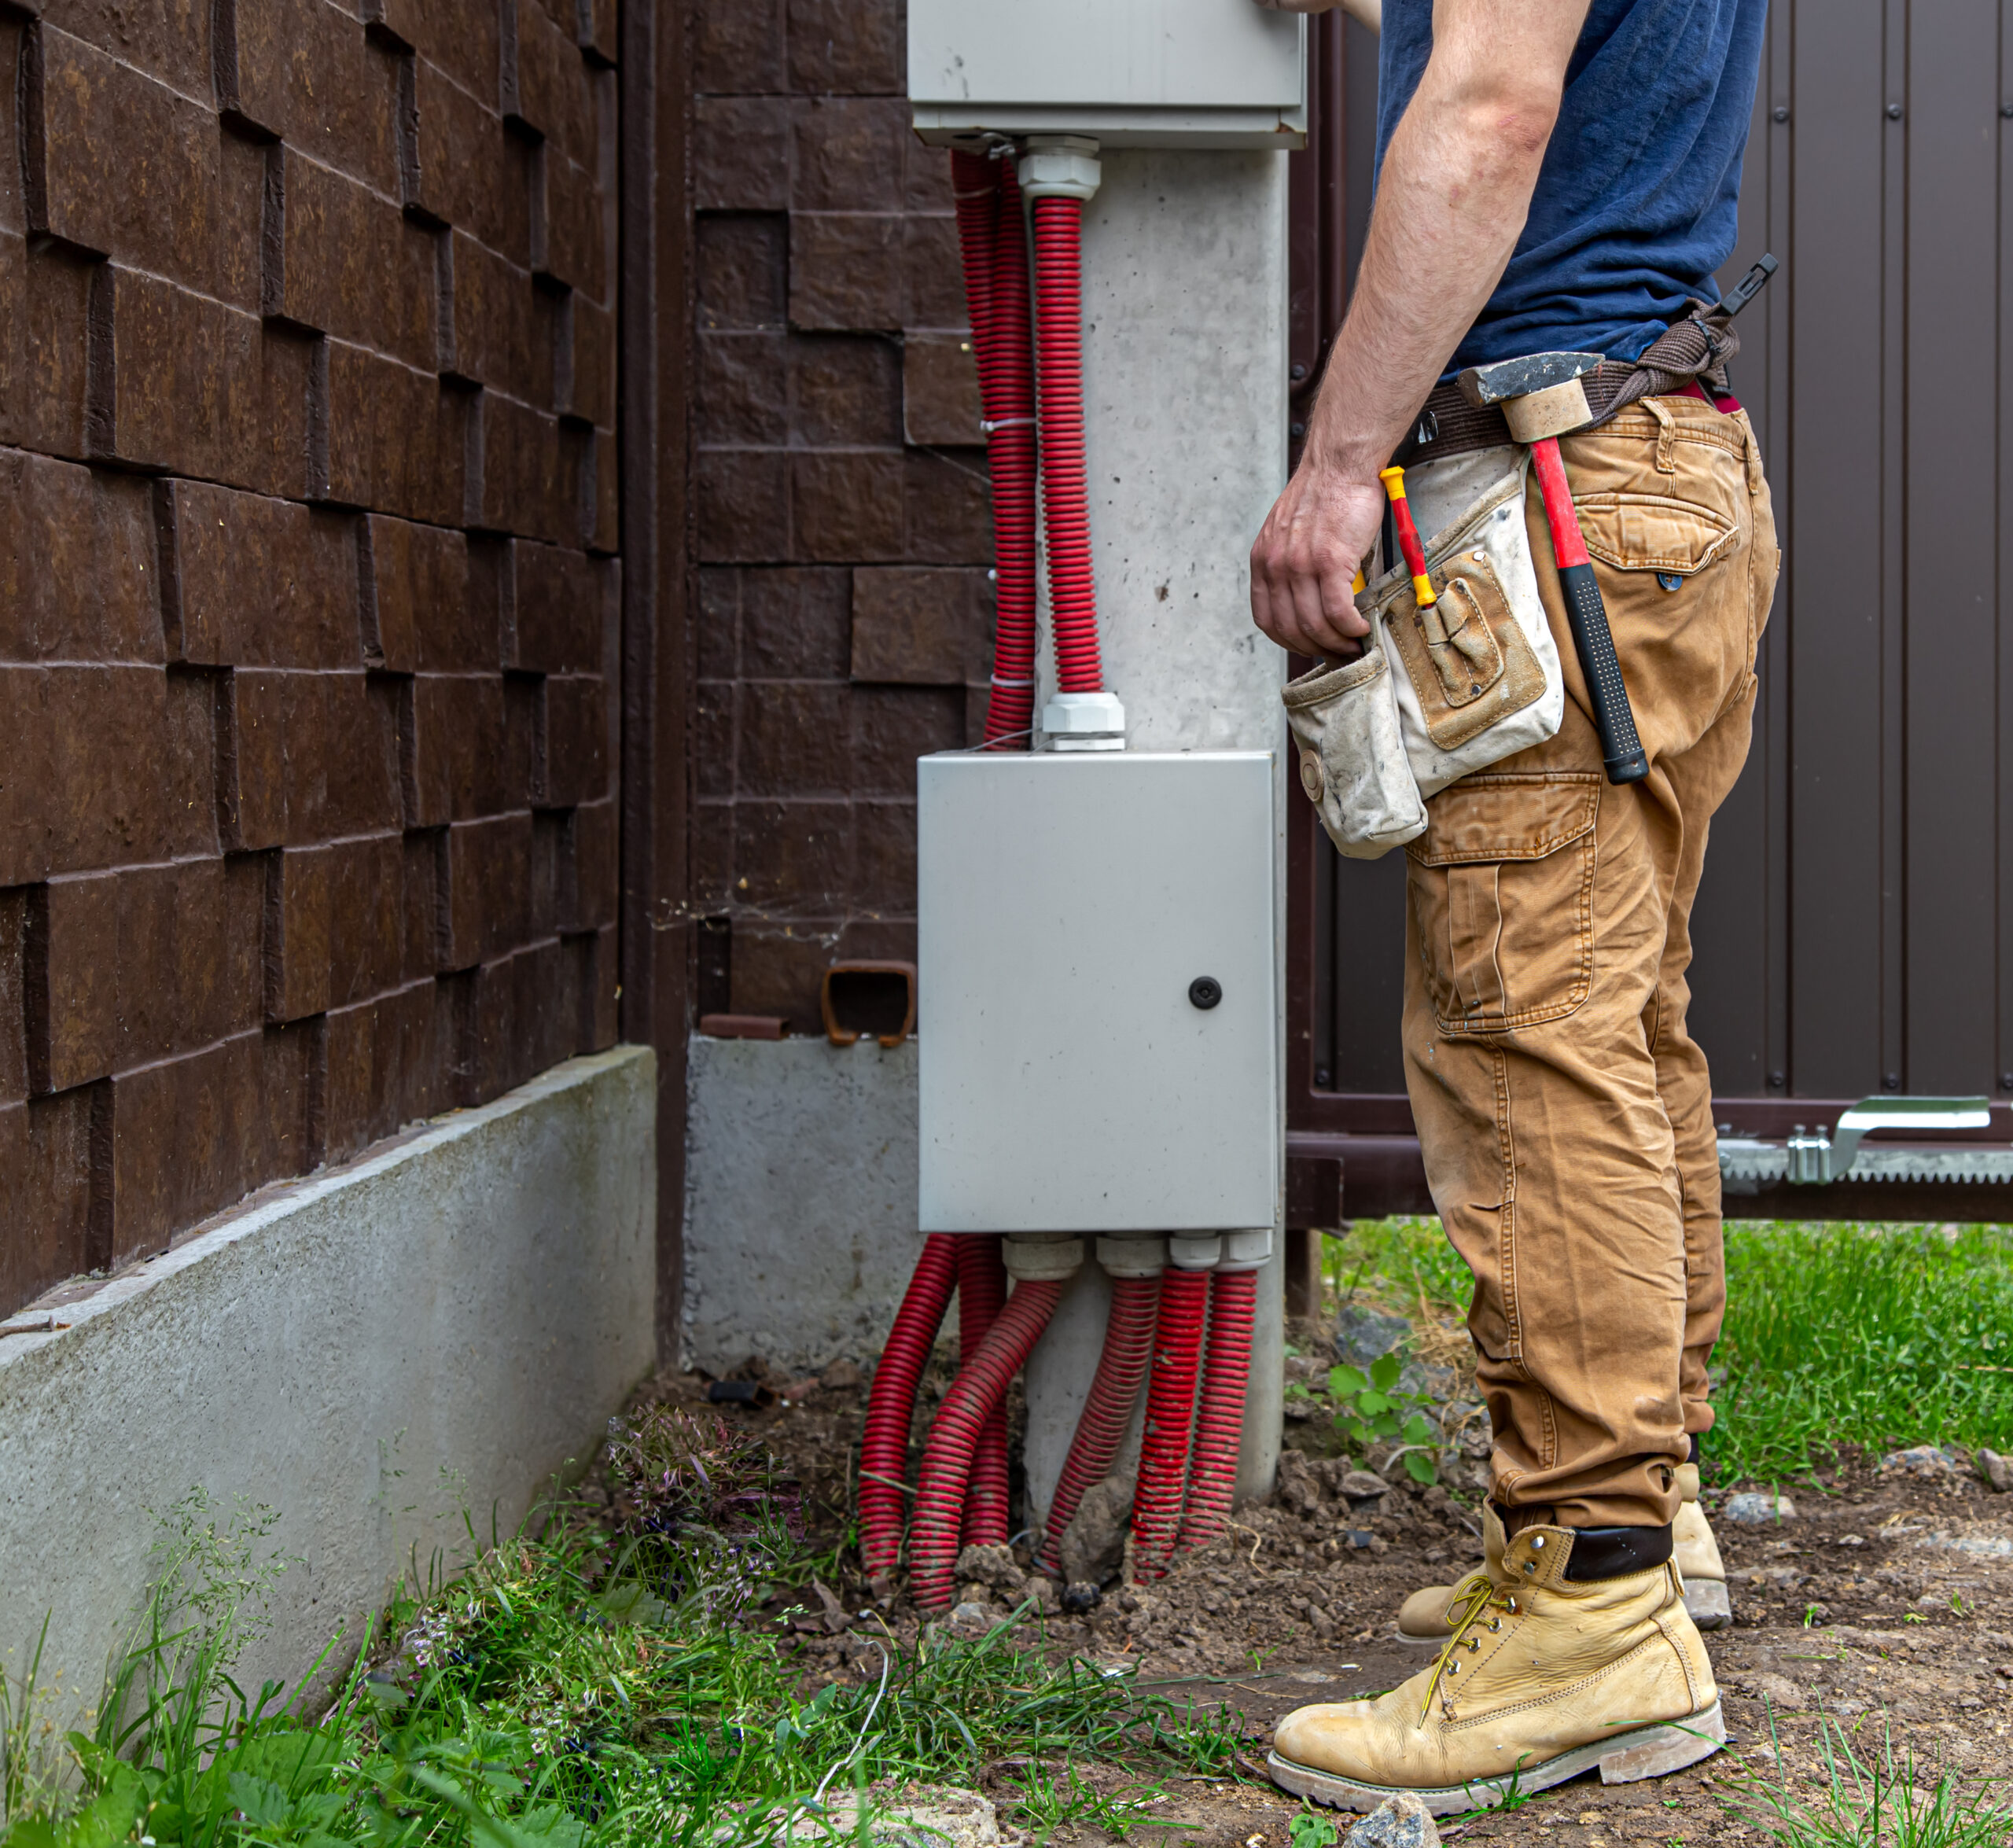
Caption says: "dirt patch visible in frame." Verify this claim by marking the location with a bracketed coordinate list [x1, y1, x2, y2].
[593, 1360, 2013, 1842]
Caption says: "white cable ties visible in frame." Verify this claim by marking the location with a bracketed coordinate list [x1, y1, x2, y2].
[989, 675, 1035, 689]
[979, 415, 1036, 433]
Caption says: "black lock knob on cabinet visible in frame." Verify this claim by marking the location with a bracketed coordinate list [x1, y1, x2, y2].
[1188, 977, 1222, 1011]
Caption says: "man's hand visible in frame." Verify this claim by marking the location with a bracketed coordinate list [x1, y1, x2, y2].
[1249, 464, 1382, 659]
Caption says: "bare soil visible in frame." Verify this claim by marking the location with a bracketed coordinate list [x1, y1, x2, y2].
[600, 1358, 2013, 1845]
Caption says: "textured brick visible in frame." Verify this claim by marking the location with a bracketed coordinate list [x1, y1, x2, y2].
[439, 811, 532, 968]
[92, 268, 314, 497]
[359, 515, 473, 673]
[220, 0, 399, 194]
[738, 682, 848, 798]
[903, 129, 959, 215]
[0, 672, 51, 884]
[0, 890, 24, 1107]
[586, 425, 616, 552]
[215, 133, 267, 316]
[851, 567, 992, 685]
[504, 0, 595, 170]
[698, 332, 786, 445]
[534, 147, 605, 297]
[0, 1091, 95, 1310]
[318, 341, 469, 526]
[789, 215, 903, 332]
[742, 566, 851, 677]
[43, 664, 175, 875]
[323, 976, 446, 1155]
[264, 845, 332, 1021]
[542, 674, 606, 805]
[690, 798, 732, 906]
[511, 540, 599, 672]
[109, 857, 263, 1066]
[403, 57, 532, 267]
[40, 0, 210, 100]
[576, 0, 615, 65]
[218, 669, 399, 847]
[694, 0, 783, 93]
[561, 295, 614, 427]
[696, 449, 789, 565]
[470, 392, 569, 541]
[321, 833, 405, 1005]
[0, 236, 81, 457]
[853, 798, 915, 911]
[697, 214, 786, 328]
[561, 796, 615, 930]
[267, 149, 436, 370]
[0, 452, 160, 663]
[794, 335, 902, 446]
[21, 26, 218, 286]
[793, 98, 908, 212]
[25, 872, 117, 1091]
[851, 684, 964, 792]
[697, 569, 738, 678]
[409, 674, 507, 825]
[730, 926, 831, 1029]
[163, 480, 359, 668]
[904, 215, 966, 328]
[694, 683, 732, 797]
[734, 798, 848, 911]
[362, 0, 498, 111]
[694, 97, 788, 212]
[160, 666, 223, 860]
[442, 232, 554, 404]
[786, 0, 898, 93]
[792, 450, 903, 561]
[218, 668, 285, 850]
[903, 333, 983, 445]
[903, 448, 992, 563]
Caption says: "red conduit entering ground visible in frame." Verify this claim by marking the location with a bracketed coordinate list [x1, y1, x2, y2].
[911, 1278, 1068, 1611]
[1129, 1267, 1209, 1580]
[1030, 195, 1104, 694]
[859, 1232, 960, 1578]
[1036, 1271, 1161, 1577]
[956, 1235, 1012, 1546]
[950, 150, 1040, 748]
[1174, 1269, 1257, 1555]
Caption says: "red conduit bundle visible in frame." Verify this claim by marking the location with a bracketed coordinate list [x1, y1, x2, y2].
[1030, 195, 1104, 694]
[1036, 1271, 1161, 1577]
[911, 1278, 1068, 1611]
[1174, 1269, 1257, 1554]
[956, 1235, 1011, 1545]
[949, 150, 1040, 748]
[1128, 1267, 1209, 1580]
[859, 1233, 960, 1578]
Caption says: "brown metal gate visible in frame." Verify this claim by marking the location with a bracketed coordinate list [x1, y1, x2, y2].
[1285, 4, 2013, 1228]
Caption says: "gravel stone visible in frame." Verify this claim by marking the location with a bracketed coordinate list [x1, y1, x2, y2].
[1723, 1492, 1798, 1524]
[1882, 1445, 1963, 1477]
[1059, 1473, 1134, 1586]
[1344, 1791, 1439, 1848]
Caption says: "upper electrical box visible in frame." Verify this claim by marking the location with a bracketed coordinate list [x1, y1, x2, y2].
[909, 0, 1306, 148]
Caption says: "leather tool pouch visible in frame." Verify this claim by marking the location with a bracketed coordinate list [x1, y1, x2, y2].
[1280, 642, 1427, 860]
[1367, 455, 1563, 796]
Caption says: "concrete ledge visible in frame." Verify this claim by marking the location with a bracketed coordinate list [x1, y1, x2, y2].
[0, 1046, 657, 1721]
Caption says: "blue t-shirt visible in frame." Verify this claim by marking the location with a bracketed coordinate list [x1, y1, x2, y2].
[1375, 0, 1767, 369]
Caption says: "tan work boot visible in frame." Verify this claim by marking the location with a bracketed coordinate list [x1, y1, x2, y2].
[1271, 1523, 1724, 1814]
[1396, 1475, 1731, 1643]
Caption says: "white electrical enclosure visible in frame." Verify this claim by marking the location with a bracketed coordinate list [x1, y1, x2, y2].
[908, 0, 1305, 148]
[918, 751, 1279, 1232]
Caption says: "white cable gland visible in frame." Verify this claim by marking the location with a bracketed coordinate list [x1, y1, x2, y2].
[1042, 690, 1126, 752]
[1168, 1234, 1223, 1272]
[1095, 1235, 1166, 1279]
[1216, 1228, 1274, 1273]
[1004, 1234, 1085, 1282]
[1018, 135, 1101, 202]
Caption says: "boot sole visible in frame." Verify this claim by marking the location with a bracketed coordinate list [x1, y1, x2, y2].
[1684, 1579, 1732, 1630]
[1266, 1699, 1726, 1817]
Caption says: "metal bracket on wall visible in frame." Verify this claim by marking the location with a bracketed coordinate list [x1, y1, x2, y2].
[1719, 1095, 2000, 1191]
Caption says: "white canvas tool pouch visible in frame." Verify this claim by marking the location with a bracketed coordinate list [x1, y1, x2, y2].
[1281, 641, 1427, 860]
[1366, 455, 1564, 797]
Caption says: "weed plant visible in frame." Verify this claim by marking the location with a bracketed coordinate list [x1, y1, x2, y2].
[0, 1412, 1246, 1848]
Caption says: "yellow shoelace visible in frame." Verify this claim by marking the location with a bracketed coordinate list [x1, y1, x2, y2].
[1420, 1571, 1517, 1718]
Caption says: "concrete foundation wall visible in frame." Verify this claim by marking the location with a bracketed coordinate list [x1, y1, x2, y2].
[0, 1047, 656, 1725]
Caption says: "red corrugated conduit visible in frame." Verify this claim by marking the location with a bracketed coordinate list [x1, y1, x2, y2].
[1030, 195, 1104, 694]
[1128, 1267, 1209, 1580]
[911, 1277, 1068, 1611]
[956, 1235, 1012, 1545]
[859, 1231, 959, 1578]
[1175, 1268, 1257, 1553]
[1036, 1270, 1160, 1577]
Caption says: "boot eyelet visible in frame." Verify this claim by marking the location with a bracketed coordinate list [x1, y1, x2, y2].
[1531, 1535, 1546, 1549]
[1523, 1561, 1536, 1574]
[1447, 1661, 1459, 1675]
[1487, 1618, 1501, 1632]
[1466, 1637, 1481, 1652]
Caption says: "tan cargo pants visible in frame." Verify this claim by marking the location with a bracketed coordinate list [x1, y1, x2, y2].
[1402, 396, 1779, 1530]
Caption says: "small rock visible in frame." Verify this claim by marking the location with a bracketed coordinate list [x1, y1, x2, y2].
[1061, 1580, 1102, 1614]
[1342, 1791, 1439, 1848]
[1340, 1468, 1391, 1507]
[954, 1543, 1025, 1595]
[1060, 1473, 1135, 1586]
[1979, 1449, 2012, 1493]
[825, 1785, 1000, 1848]
[1276, 1450, 1323, 1516]
[946, 1601, 996, 1639]
[1882, 1445, 1960, 1477]
[1334, 1305, 1414, 1371]
[1722, 1492, 1797, 1525]
[1746, 1671, 1807, 1710]
[1022, 1574, 1062, 1614]
[821, 1359, 862, 1390]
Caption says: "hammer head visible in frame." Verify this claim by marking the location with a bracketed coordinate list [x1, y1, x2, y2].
[1457, 351, 1604, 409]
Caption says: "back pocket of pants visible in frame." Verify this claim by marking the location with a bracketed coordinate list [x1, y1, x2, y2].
[1406, 771, 1601, 1035]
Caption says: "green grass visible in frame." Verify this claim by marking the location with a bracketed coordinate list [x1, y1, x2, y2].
[1325, 1217, 2013, 1485]
[0, 1414, 1247, 1848]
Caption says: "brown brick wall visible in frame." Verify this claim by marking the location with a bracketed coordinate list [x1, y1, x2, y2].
[690, 0, 992, 1030]
[0, 0, 620, 1318]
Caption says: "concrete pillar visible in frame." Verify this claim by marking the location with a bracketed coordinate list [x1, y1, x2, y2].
[1022, 148, 1290, 1539]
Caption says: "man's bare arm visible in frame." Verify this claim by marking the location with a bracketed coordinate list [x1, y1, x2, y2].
[1249, 0, 1590, 659]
